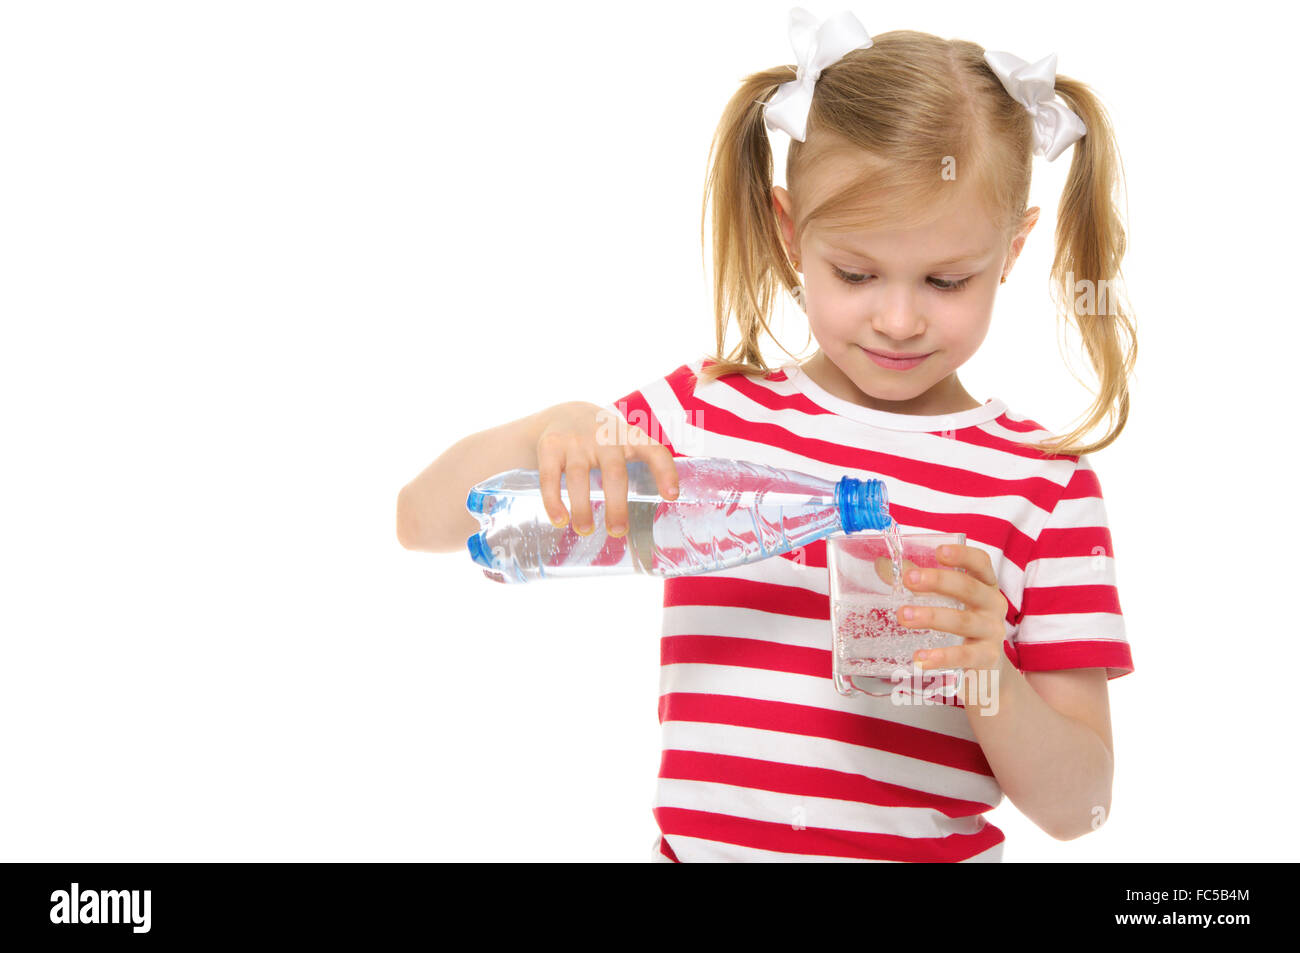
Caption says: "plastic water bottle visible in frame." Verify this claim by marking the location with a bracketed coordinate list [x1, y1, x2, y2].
[464, 457, 891, 583]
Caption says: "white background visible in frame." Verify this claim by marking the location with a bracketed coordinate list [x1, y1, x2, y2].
[1, 0, 1295, 862]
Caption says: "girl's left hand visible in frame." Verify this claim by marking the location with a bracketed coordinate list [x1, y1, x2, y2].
[899, 543, 1010, 681]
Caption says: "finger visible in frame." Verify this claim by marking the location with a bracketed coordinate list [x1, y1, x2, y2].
[904, 564, 999, 611]
[913, 637, 1003, 673]
[898, 602, 1001, 643]
[593, 406, 629, 450]
[626, 440, 679, 500]
[937, 543, 998, 588]
[594, 445, 629, 537]
[537, 441, 568, 527]
[873, 555, 919, 587]
[565, 455, 594, 536]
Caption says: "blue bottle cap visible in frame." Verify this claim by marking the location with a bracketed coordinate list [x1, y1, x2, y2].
[835, 476, 891, 533]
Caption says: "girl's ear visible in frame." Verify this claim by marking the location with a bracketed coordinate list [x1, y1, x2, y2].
[1003, 206, 1042, 275]
[772, 186, 797, 254]
[1014, 206, 1042, 251]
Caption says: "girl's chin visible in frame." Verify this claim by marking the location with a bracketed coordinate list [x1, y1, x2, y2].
[845, 369, 931, 397]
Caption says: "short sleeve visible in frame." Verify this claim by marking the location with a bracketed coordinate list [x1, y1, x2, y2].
[1009, 456, 1134, 679]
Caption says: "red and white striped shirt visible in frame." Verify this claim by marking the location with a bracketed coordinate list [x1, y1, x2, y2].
[603, 357, 1133, 862]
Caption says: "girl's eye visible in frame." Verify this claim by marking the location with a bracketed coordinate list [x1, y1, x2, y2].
[832, 266, 971, 292]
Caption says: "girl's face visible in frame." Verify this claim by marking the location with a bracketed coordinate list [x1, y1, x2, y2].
[773, 182, 1038, 417]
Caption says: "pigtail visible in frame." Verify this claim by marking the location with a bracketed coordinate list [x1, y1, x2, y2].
[698, 67, 810, 386]
[1029, 76, 1138, 458]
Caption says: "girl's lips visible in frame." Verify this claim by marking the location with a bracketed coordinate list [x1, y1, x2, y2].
[860, 346, 931, 370]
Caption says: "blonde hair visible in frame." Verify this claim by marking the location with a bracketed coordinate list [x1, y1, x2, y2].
[698, 30, 1136, 457]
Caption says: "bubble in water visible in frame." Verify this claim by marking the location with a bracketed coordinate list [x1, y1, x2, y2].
[832, 591, 964, 677]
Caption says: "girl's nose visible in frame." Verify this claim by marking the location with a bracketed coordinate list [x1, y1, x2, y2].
[872, 291, 925, 339]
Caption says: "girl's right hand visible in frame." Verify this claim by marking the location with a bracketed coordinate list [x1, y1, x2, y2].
[536, 401, 679, 538]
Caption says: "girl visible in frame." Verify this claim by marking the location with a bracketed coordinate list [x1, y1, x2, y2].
[397, 9, 1136, 862]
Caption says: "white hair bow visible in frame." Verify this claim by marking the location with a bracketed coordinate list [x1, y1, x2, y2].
[983, 51, 1087, 161]
[762, 8, 873, 142]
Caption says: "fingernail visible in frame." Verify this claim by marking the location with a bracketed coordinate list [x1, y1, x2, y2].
[902, 607, 916, 620]
[551, 514, 568, 528]
[609, 524, 626, 537]
[906, 569, 922, 584]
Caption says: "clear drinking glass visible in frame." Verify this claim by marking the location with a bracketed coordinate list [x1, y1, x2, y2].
[828, 531, 968, 698]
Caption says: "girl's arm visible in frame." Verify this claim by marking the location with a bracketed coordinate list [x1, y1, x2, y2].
[906, 543, 1117, 841]
[395, 405, 558, 553]
[965, 665, 1114, 841]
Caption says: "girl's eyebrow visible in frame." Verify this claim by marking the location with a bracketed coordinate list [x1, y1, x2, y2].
[827, 243, 991, 267]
